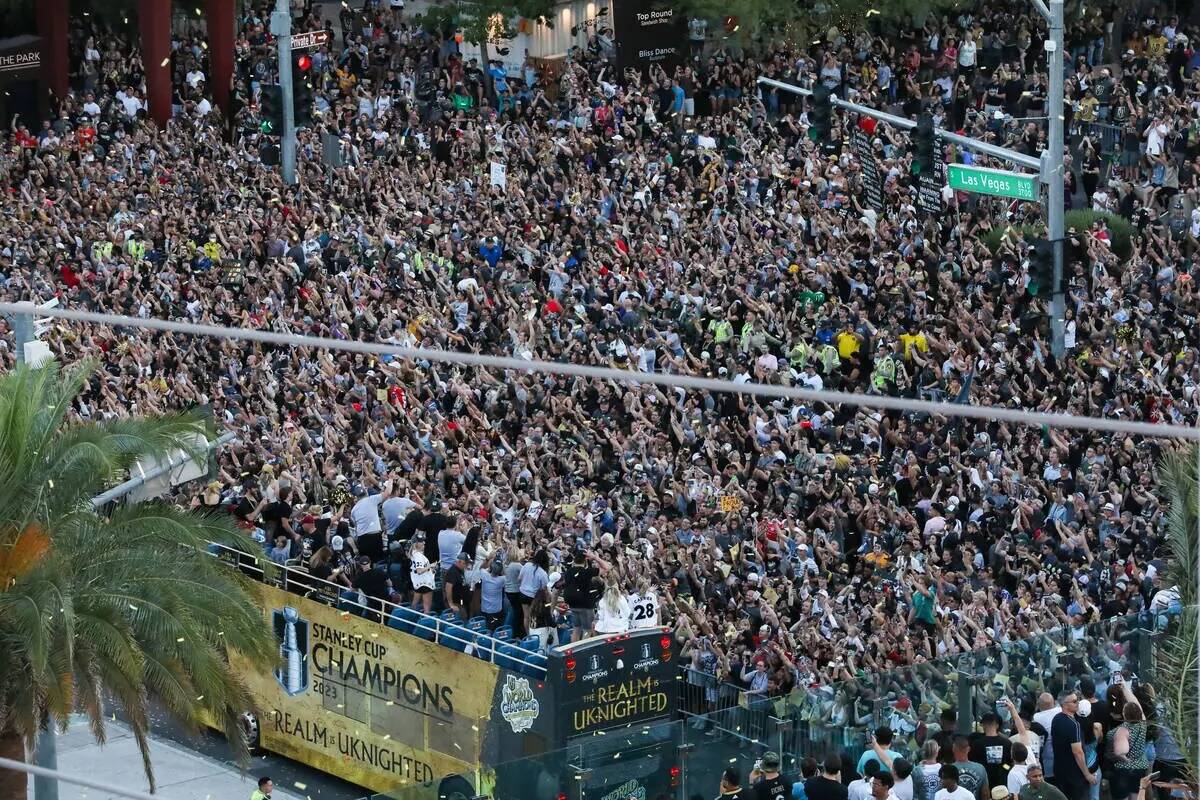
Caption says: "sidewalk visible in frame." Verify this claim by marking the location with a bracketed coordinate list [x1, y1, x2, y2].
[29, 715, 300, 800]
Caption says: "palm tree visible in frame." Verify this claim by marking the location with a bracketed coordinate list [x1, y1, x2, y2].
[1156, 445, 1198, 785]
[0, 361, 274, 800]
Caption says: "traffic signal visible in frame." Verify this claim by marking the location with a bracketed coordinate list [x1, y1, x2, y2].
[911, 111, 936, 176]
[292, 51, 314, 130]
[1027, 238, 1055, 296]
[808, 83, 833, 146]
[260, 84, 283, 136]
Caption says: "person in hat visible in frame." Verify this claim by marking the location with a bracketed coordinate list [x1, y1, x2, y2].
[750, 750, 797, 800]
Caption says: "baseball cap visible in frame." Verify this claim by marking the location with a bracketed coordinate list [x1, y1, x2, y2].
[330, 535, 345, 551]
[301, 514, 316, 525]
[991, 788, 1012, 800]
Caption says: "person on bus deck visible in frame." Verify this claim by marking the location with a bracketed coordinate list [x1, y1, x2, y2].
[517, 549, 550, 638]
[479, 560, 506, 629]
[409, 537, 436, 613]
[349, 478, 393, 560]
[594, 579, 632, 635]
[527, 586, 558, 650]
[628, 577, 661, 630]
[562, 547, 608, 642]
[443, 551, 470, 616]
[750, 750, 796, 800]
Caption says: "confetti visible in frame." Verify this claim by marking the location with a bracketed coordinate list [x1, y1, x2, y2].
[160, 58, 170, 68]
[177, 637, 185, 642]
[293, 782, 307, 790]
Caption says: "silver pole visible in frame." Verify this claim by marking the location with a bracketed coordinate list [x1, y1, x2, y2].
[11, 310, 32, 365]
[756, 77, 1042, 170]
[272, 0, 296, 185]
[33, 729, 58, 800]
[1046, 0, 1066, 358]
[90, 431, 237, 509]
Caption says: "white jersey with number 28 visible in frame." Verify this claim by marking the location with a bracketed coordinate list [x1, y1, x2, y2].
[627, 592, 659, 629]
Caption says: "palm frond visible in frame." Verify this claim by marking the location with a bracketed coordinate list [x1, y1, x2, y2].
[0, 362, 274, 788]
[1156, 445, 1198, 784]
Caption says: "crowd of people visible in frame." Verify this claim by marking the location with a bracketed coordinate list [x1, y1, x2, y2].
[1, 0, 1198, 794]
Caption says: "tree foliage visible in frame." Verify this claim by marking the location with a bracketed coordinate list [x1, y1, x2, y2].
[415, 0, 557, 47]
[0, 361, 274, 796]
[675, 0, 967, 51]
[1157, 446, 1198, 785]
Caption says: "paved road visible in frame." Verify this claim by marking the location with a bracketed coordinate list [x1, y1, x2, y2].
[30, 710, 368, 800]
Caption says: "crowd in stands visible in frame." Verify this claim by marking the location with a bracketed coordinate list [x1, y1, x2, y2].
[1, 1, 1198, 797]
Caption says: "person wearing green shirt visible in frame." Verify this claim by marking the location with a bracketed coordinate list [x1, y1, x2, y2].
[1019, 764, 1068, 800]
[250, 776, 273, 800]
[911, 574, 937, 633]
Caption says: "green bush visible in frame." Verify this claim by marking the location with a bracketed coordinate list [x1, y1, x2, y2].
[981, 209, 1133, 260]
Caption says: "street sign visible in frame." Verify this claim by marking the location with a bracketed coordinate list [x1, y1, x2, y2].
[947, 164, 1039, 202]
[851, 126, 884, 212]
[290, 30, 330, 50]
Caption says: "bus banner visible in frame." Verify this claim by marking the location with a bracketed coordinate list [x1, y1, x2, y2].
[233, 584, 553, 796]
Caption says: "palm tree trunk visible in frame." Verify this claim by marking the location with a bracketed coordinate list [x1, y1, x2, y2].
[0, 730, 27, 800]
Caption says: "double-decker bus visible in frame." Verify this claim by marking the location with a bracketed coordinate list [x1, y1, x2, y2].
[211, 550, 680, 800]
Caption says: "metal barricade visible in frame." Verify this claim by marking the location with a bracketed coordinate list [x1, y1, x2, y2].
[1079, 121, 1123, 157]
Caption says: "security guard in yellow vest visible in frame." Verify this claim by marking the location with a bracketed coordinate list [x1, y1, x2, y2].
[91, 239, 113, 264]
[871, 342, 897, 393]
[818, 342, 840, 376]
[125, 236, 146, 262]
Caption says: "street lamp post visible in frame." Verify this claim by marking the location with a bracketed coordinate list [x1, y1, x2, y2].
[270, 0, 297, 185]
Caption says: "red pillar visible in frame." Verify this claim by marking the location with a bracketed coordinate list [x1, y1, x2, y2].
[36, 0, 70, 99]
[139, 0, 173, 127]
[206, 0, 235, 114]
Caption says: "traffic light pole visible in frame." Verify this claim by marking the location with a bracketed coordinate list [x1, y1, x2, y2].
[756, 77, 1041, 170]
[760, 10, 1066, 354]
[1041, 0, 1067, 359]
[271, 0, 296, 185]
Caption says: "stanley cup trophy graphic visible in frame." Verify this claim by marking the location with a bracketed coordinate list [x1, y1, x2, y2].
[274, 606, 309, 696]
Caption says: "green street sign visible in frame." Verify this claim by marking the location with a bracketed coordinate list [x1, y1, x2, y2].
[947, 164, 1040, 202]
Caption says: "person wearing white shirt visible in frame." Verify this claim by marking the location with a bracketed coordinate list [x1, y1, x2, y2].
[82, 99, 101, 117]
[118, 89, 144, 119]
[594, 582, 631, 635]
[1007, 743, 1032, 795]
[934, 765, 976, 800]
[409, 540, 435, 613]
[958, 35, 977, 70]
[849, 764, 878, 800]
[1031, 693, 1060, 772]
[186, 68, 206, 89]
[800, 365, 824, 391]
[627, 581, 659, 629]
[195, 97, 212, 117]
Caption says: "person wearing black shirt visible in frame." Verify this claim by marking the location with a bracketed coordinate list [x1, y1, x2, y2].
[352, 555, 392, 621]
[806, 757, 849, 800]
[970, 713, 1014, 790]
[442, 552, 470, 615]
[1049, 693, 1094, 800]
[562, 549, 605, 641]
[751, 751, 795, 800]
[718, 767, 747, 800]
